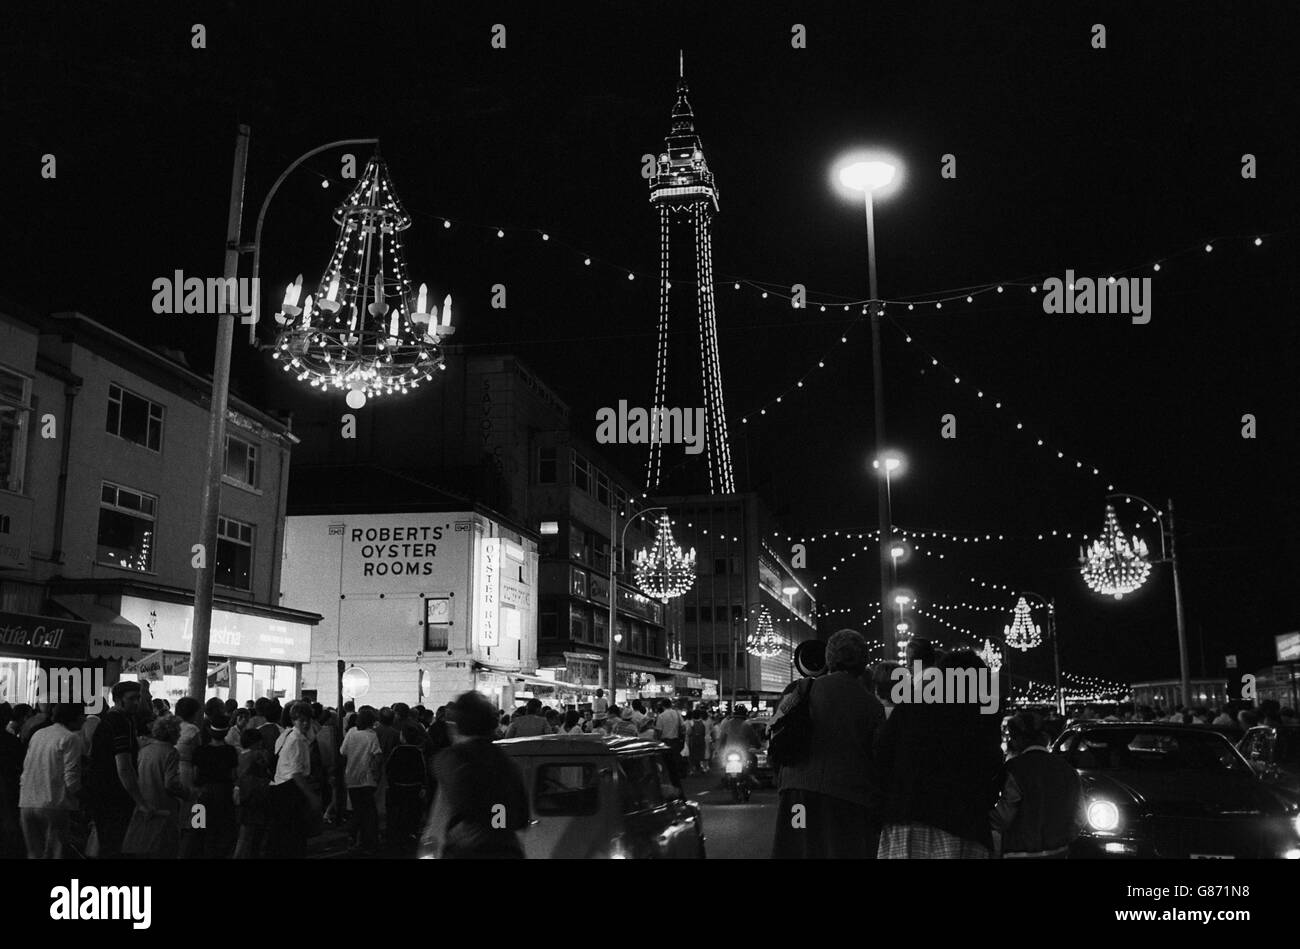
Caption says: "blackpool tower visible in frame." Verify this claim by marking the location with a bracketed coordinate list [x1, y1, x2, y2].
[645, 58, 736, 496]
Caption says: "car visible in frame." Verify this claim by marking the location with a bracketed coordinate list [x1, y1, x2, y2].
[1239, 725, 1300, 801]
[1054, 722, 1300, 859]
[418, 735, 707, 859]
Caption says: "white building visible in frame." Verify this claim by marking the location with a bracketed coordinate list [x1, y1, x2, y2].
[283, 509, 540, 712]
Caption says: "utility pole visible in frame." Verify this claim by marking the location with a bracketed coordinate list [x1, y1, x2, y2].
[188, 125, 249, 701]
[1168, 498, 1192, 710]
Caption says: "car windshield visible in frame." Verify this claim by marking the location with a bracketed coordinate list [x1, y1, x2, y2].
[1062, 729, 1252, 775]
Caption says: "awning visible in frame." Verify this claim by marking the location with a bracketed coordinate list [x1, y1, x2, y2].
[51, 596, 142, 663]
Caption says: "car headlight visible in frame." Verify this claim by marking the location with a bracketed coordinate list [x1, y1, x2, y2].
[607, 835, 632, 859]
[1087, 799, 1121, 832]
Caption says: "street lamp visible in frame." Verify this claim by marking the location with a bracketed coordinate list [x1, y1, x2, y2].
[835, 149, 905, 647]
[608, 504, 695, 707]
[189, 128, 378, 704]
[1088, 494, 1191, 709]
[1017, 592, 1062, 716]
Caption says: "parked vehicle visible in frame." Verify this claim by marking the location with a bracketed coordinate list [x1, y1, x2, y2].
[1239, 725, 1300, 801]
[418, 735, 706, 859]
[1055, 722, 1300, 859]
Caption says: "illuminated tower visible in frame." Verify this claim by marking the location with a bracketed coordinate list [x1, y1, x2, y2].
[646, 56, 735, 495]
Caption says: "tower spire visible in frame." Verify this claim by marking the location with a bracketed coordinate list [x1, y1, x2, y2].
[679, 49, 683, 79]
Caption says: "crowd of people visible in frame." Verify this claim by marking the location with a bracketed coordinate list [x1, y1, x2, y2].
[0, 682, 461, 860]
[3, 643, 1293, 861]
[767, 628, 1297, 859]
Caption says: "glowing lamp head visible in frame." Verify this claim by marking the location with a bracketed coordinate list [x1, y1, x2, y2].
[839, 160, 896, 193]
[832, 150, 905, 202]
[782, 585, 799, 596]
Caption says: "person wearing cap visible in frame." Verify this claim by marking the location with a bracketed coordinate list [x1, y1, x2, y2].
[771, 628, 885, 859]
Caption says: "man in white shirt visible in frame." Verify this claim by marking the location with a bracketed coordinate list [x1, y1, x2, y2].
[19, 703, 85, 859]
[654, 701, 686, 780]
[338, 708, 382, 853]
[592, 689, 608, 722]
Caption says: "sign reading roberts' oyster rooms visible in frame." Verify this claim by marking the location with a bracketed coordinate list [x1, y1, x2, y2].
[340, 516, 469, 595]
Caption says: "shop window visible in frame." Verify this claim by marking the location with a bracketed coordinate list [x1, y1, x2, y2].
[571, 566, 588, 598]
[224, 434, 259, 488]
[538, 446, 557, 484]
[97, 481, 157, 572]
[106, 382, 163, 452]
[216, 515, 254, 591]
[0, 366, 31, 494]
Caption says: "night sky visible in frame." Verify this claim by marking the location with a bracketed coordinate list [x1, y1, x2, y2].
[3, 3, 1297, 690]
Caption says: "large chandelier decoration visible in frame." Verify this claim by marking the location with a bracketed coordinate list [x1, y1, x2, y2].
[1079, 503, 1151, 599]
[632, 515, 696, 601]
[748, 607, 782, 659]
[271, 154, 454, 410]
[977, 638, 1003, 671]
[1003, 597, 1043, 652]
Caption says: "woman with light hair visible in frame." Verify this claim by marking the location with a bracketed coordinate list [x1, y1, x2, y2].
[123, 715, 184, 858]
[771, 629, 886, 858]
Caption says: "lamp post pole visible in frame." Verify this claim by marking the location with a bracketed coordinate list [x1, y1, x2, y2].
[187, 125, 249, 702]
[609, 505, 666, 707]
[1019, 592, 1061, 717]
[1108, 493, 1191, 710]
[865, 189, 892, 648]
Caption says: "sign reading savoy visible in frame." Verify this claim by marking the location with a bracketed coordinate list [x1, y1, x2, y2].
[350, 523, 449, 577]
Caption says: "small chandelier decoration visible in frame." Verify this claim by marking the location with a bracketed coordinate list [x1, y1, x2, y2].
[270, 154, 454, 410]
[632, 515, 696, 601]
[1003, 597, 1043, 652]
[1080, 503, 1151, 599]
[977, 638, 1003, 671]
[748, 607, 782, 659]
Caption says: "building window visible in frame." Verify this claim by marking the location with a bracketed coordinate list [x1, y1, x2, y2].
[732, 605, 745, 622]
[569, 604, 589, 642]
[106, 383, 163, 451]
[684, 605, 697, 623]
[571, 453, 590, 494]
[97, 482, 157, 572]
[538, 446, 557, 484]
[216, 516, 254, 591]
[714, 558, 728, 575]
[715, 605, 731, 622]
[0, 366, 31, 494]
[596, 471, 610, 507]
[593, 613, 608, 647]
[224, 435, 259, 488]
[571, 566, 588, 599]
[569, 526, 589, 565]
[540, 609, 558, 641]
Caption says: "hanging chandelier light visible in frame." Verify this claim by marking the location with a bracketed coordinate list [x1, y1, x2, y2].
[270, 154, 454, 410]
[1003, 597, 1043, 652]
[1079, 503, 1151, 599]
[748, 607, 782, 659]
[977, 638, 1003, 671]
[632, 515, 696, 601]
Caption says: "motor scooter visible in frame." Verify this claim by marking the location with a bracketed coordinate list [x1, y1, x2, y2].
[722, 747, 754, 803]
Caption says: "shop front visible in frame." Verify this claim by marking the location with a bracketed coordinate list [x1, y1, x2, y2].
[114, 594, 316, 706]
[0, 610, 93, 706]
